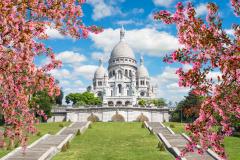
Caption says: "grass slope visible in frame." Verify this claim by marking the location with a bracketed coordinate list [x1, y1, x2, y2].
[0, 122, 70, 158]
[53, 122, 173, 160]
[164, 122, 240, 160]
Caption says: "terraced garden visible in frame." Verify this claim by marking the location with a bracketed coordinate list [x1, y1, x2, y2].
[52, 122, 173, 160]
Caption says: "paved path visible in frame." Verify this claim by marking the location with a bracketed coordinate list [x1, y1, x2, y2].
[1, 122, 90, 160]
[145, 122, 222, 160]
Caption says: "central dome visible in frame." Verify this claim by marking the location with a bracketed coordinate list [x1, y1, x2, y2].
[110, 41, 135, 59]
[110, 26, 135, 60]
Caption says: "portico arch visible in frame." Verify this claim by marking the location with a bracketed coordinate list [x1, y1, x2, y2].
[116, 101, 122, 106]
[125, 101, 131, 106]
[108, 101, 114, 106]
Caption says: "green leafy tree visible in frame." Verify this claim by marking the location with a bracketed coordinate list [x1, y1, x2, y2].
[55, 88, 64, 105]
[65, 92, 102, 106]
[171, 90, 203, 122]
[152, 98, 166, 107]
[138, 99, 146, 107]
[65, 93, 82, 105]
[30, 90, 55, 121]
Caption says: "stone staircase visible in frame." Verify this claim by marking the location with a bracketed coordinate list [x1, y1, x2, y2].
[145, 122, 222, 160]
[1, 122, 91, 160]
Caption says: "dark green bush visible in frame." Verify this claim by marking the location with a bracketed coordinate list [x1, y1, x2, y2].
[37, 132, 42, 137]
[157, 142, 165, 151]
[141, 122, 145, 128]
[66, 141, 70, 149]
[150, 129, 154, 135]
[59, 123, 64, 128]
[61, 144, 67, 152]
[76, 129, 81, 136]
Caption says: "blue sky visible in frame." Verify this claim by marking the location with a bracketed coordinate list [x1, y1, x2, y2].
[38, 0, 237, 104]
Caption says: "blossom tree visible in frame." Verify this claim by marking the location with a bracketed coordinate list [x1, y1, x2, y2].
[0, 0, 102, 148]
[154, 0, 239, 158]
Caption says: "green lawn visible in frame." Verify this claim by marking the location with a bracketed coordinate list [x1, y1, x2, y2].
[0, 122, 70, 158]
[53, 122, 173, 160]
[164, 122, 240, 160]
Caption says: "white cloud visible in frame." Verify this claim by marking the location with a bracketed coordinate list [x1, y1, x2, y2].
[45, 26, 65, 39]
[90, 28, 180, 57]
[74, 80, 83, 86]
[207, 71, 222, 82]
[56, 51, 87, 65]
[87, 0, 123, 20]
[91, 52, 110, 62]
[49, 69, 72, 80]
[195, 3, 208, 16]
[116, 20, 135, 25]
[153, 0, 175, 7]
[151, 66, 190, 102]
[73, 65, 98, 79]
[225, 29, 234, 36]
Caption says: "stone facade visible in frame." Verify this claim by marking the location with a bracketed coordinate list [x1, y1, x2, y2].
[48, 107, 169, 122]
[91, 26, 157, 106]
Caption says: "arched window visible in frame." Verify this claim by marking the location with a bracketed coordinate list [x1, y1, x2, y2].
[113, 70, 115, 76]
[109, 72, 112, 77]
[125, 70, 128, 77]
[98, 81, 102, 86]
[129, 70, 132, 77]
[118, 84, 122, 94]
[118, 70, 122, 79]
[127, 90, 130, 96]
[97, 91, 103, 97]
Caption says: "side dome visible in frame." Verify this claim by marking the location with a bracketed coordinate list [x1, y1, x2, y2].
[137, 56, 149, 78]
[137, 65, 149, 78]
[110, 26, 135, 60]
[94, 60, 106, 79]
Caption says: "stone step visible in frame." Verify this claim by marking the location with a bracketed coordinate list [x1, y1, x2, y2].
[2, 122, 89, 160]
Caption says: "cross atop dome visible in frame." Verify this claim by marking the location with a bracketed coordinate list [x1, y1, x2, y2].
[120, 25, 125, 41]
[140, 55, 144, 65]
[99, 58, 103, 66]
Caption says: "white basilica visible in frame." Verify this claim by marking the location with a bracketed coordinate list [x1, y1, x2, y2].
[91, 27, 156, 107]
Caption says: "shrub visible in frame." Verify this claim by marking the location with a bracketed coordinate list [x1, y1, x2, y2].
[170, 124, 175, 128]
[87, 113, 100, 122]
[136, 113, 149, 122]
[48, 131, 54, 135]
[88, 124, 92, 129]
[141, 122, 145, 128]
[14, 141, 19, 148]
[66, 141, 70, 149]
[59, 123, 64, 128]
[111, 113, 125, 122]
[157, 142, 165, 151]
[76, 129, 81, 136]
[150, 129, 154, 135]
[6, 142, 12, 150]
[61, 144, 67, 152]
[37, 132, 42, 137]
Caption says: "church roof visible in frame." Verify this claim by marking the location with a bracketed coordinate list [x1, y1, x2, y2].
[110, 26, 135, 60]
[137, 56, 149, 78]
